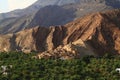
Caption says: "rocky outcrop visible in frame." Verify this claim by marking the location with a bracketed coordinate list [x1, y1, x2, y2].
[0, 9, 120, 58]
[0, 28, 37, 53]
[37, 39, 95, 59]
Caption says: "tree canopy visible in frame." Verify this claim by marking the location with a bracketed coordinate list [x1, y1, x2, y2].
[0, 52, 120, 80]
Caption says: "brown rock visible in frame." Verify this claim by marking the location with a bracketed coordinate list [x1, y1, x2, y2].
[0, 9, 120, 57]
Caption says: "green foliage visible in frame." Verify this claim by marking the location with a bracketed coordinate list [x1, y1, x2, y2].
[0, 52, 120, 80]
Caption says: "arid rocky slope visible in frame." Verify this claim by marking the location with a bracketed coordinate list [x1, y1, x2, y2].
[0, 9, 120, 59]
[1, 0, 120, 34]
[0, 0, 80, 20]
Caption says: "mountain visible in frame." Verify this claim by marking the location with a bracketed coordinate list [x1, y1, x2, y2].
[0, 9, 120, 59]
[0, 0, 80, 20]
[1, 0, 120, 20]
[1, 0, 120, 34]
[28, 5, 76, 27]
[0, 14, 35, 34]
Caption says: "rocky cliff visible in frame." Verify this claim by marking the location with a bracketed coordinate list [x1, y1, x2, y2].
[0, 9, 120, 59]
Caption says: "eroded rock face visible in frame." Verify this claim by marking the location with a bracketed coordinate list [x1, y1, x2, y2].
[0, 9, 120, 58]
[37, 39, 95, 59]
[0, 28, 37, 53]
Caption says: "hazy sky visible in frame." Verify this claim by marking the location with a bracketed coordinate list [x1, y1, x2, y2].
[0, 0, 37, 13]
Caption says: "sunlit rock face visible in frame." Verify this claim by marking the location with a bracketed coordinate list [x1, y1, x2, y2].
[0, 9, 120, 59]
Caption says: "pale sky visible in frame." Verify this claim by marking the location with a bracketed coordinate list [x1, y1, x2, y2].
[0, 0, 37, 13]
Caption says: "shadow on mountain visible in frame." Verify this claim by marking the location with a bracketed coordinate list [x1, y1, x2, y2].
[105, 0, 120, 8]
[29, 5, 76, 27]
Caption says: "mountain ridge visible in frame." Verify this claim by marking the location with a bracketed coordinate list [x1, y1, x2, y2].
[0, 9, 120, 59]
[1, 0, 120, 20]
[0, 0, 81, 20]
[1, 0, 120, 34]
